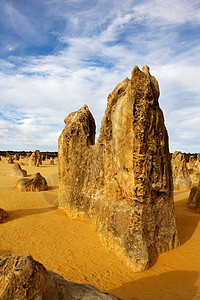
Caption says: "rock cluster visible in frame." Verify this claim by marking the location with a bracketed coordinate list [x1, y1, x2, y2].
[188, 181, 200, 213]
[15, 173, 48, 192]
[0, 254, 119, 300]
[8, 163, 27, 177]
[0, 208, 8, 223]
[171, 151, 192, 190]
[58, 65, 178, 272]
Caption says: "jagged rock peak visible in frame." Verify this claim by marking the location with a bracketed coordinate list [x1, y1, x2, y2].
[58, 65, 178, 272]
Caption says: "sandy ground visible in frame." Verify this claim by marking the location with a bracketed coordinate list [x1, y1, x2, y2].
[0, 160, 200, 300]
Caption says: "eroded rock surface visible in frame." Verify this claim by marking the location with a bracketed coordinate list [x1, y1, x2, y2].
[28, 150, 42, 167]
[196, 153, 200, 170]
[8, 163, 27, 177]
[35, 149, 42, 167]
[0, 254, 119, 300]
[189, 155, 196, 169]
[188, 181, 200, 213]
[15, 172, 48, 192]
[171, 151, 192, 190]
[0, 208, 8, 223]
[58, 65, 178, 272]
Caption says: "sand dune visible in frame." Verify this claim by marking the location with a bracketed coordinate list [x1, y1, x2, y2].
[0, 160, 200, 299]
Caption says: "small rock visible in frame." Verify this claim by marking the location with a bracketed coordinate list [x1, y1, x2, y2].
[0, 208, 8, 223]
[188, 181, 200, 213]
[15, 172, 48, 192]
[8, 163, 27, 177]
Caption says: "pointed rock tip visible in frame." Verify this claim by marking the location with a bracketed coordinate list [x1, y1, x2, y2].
[82, 104, 89, 110]
[131, 65, 151, 78]
[64, 105, 89, 123]
[131, 65, 140, 75]
[142, 65, 151, 77]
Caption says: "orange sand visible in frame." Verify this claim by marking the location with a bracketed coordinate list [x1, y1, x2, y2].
[0, 160, 200, 299]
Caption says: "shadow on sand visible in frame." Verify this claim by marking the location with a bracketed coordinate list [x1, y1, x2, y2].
[110, 270, 199, 300]
[6, 207, 57, 222]
[174, 194, 200, 246]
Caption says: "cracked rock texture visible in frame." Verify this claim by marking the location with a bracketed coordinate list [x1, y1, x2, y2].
[0, 254, 119, 300]
[171, 151, 192, 190]
[58, 65, 178, 272]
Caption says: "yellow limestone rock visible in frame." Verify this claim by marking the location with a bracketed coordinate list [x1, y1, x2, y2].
[171, 151, 192, 190]
[58, 65, 178, 272]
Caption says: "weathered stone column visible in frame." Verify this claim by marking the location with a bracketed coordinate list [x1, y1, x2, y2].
[58, 65, 178, 272]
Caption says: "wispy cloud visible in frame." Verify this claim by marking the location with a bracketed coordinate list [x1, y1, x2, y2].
[0, 0, 199, 152]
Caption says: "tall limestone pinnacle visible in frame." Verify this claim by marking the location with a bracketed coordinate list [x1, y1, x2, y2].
[58, 65, 178, 272]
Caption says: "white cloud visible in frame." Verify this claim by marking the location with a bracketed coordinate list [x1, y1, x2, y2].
[0, 0, 200, 152]
[133, 0, 200, 25]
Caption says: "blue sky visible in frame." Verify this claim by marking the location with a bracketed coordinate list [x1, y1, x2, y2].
[0, 0, 200, 152]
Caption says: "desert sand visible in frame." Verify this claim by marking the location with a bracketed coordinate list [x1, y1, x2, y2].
[0, 160, 200, 299]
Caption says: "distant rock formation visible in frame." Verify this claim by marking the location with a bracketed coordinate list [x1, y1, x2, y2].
[28, 150, 42, 167]
[35, 149, 42, 166]
[4, 154, 14, 164]
[54, 157, 58, 164]
[188, 181, 200, 213]
[26, 153, 31, 164]
[8, 163, 27, 177]
[12, 153, 19, 161]
[58, 65, 178, 272]
[49, 157, 54, 165]
[196, 153, 200, 170]
[28, 152, 36, 166]
[15, 173, 48, 192]
[171, 151, 192, 190]
[189, 155, 196, 169]
[0, 208, 8, 223]
[0, 254, 119, 300]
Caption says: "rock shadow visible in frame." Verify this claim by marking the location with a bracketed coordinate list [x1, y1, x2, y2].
[6, 207, 57, 222]
[109, 270, 199, 300]
[174, 196, 200, 246]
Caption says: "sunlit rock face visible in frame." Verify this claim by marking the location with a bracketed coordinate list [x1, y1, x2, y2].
[15, 172, 48, 192]
[0, 254, 119, 299]
[171, 151, 192, 190]
[28, 150, 42, 167]
[58, 65, 178, 272]
[8, 163, 27, 177]
[189, 155, 196, 169]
